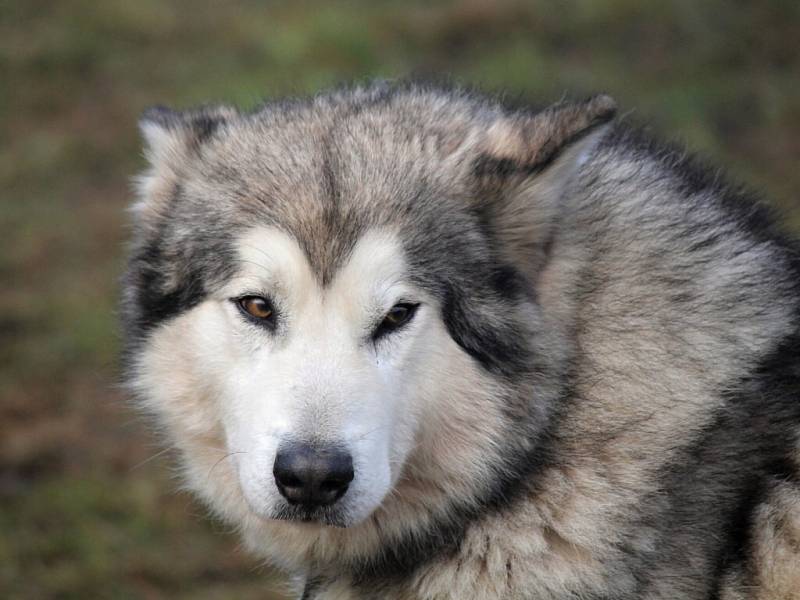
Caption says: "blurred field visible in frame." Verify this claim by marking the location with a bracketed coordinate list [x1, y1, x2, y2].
[1, 1, 798, 598]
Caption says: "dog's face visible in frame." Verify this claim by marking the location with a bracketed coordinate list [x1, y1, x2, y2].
[148, 226, 450, 526]
[124, 85, 614, 536]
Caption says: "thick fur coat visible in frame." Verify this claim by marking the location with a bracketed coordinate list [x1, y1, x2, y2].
[122, 82, 800, 599]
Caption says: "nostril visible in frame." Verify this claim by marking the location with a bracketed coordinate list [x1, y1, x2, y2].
[320, 478, 348, 492]
[273, 454, 304, 487]
[275, 471, 302, 488]
[319, 465, 354, 492]
[320, 471, 353, 488]
[319, 480, 339, 492]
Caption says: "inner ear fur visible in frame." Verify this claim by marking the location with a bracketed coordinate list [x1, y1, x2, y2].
[475, 95, 617, 279]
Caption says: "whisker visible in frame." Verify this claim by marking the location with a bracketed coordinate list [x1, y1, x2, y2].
[129, 445, 176, 471]
[351, 424, 391, 443]
[208, 451, 248, 479]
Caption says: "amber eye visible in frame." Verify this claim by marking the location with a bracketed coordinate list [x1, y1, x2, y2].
[237, 296, 274, 321]
[374, 303, 419, 339]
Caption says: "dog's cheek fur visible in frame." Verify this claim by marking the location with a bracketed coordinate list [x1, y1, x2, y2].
[129, 301, 254, 525]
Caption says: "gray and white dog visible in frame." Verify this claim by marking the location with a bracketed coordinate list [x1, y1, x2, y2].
[122, 82, 800, 599]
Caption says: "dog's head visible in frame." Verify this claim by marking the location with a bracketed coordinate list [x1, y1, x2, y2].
[123, 85, 614, 536]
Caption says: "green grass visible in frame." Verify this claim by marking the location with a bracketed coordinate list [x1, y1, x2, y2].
[0, 472, 283, 599]
[1, 1, 798, 597]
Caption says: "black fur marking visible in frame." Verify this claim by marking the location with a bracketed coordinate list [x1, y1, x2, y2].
[136, 251, 206, 331]
[412, 231, 534, 378]
[139, 105, 225, 147]
[440, 282, 531, 377]
[121, 184, 237, 357]
[301, 576, 324, 600]
[489, 264, 529, 300]
[401, 191, 536, 377]
[139, 104, 179, 128]
[190, 115, 221, 145]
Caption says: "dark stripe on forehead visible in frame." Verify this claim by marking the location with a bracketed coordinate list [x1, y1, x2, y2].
[289, 124, 370, 286]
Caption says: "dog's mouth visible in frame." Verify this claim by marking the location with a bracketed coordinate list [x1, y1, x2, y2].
[271, 502, 352, 528]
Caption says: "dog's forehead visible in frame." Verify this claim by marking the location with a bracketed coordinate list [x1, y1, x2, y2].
[195, 104, 476, 284]
[234, 225, 408, 300]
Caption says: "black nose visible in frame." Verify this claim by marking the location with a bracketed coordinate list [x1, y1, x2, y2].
[273, 444, 354, 507]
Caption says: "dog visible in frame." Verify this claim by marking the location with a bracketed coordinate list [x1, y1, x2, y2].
[121, 82, 800, 599]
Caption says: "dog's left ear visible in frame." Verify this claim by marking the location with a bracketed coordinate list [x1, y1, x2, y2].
[475, 95, 616, 276]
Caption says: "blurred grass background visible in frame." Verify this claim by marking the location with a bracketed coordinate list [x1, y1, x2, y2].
[1, 1, 798, 598]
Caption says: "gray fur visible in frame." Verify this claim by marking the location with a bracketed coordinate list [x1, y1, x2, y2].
[122, 82, 800, 599]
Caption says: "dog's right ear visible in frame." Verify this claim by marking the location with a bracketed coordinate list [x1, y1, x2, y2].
[138, 104, 236, 169]
[134, 105, 236, 225]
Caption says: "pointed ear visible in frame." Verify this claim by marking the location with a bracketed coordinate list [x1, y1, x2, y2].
[475, 95, 616, 276]
[138, 104, 237, 168]
[133, 104, 236, 228]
